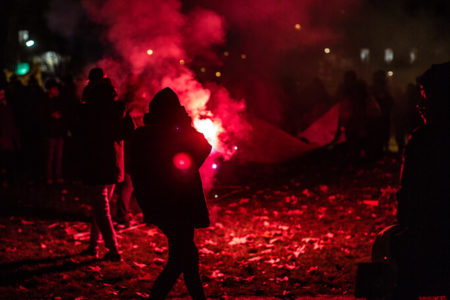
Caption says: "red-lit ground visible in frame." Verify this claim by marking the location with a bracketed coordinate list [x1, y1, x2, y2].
[0, 153, 402, 299]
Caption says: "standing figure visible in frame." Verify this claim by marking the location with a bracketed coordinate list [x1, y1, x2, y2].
[334, 70, 369, 161]
[116, 75, 141, 227]
[369, 70, 394, 153]
[115, 107, 138, 227]
[24, 77, 46, 183]
[393, 63, 450, 298]
[0, 83, 21, 187]
[131, 88, 211, 299]
[43, 80, 67, 184]
[81, 68, 124, 261]
[394, 83, 422, 152]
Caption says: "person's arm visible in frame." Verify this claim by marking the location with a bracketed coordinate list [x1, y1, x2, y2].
[192, 129, 212, 168]
[396, 130, 422, 227]
[176, 106, 212, 168]
[122, 112, 135, 139]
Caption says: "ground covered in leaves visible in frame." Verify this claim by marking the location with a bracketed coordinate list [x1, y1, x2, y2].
[0, 152, 401, 299]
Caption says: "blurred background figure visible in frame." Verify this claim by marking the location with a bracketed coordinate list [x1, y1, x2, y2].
[61, 75, 83, 181]
[394, 83, 422, 153]
[23, 76, 46, 183]
[43, 79, 67, 184]
[333, 70, 369, 162]
[369, 70, 394, 155]
[0, 73, 21, 188]
[115, 74, 142, 227]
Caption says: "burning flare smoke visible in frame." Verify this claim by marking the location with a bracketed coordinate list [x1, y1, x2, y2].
[81, 0, 251, 187]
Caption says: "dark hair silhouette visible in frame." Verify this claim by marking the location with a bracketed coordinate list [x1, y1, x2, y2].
[88, 68, 104, 83]
[144, 87, 191, 128]
[417, 62, 450, 125]
[148, 87, 180, 114]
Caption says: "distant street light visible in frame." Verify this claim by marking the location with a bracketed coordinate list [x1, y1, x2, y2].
[16, 62, 30, 75]
[25, 40, 35, 47]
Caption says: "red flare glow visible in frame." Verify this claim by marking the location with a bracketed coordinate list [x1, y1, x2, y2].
[173, 152, 192, 170]
[193, 118, 220, 149]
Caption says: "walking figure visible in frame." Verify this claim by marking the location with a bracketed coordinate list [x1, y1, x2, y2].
[131, 88, 211, 299]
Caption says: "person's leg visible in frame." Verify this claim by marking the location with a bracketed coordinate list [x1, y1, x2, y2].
[91, 184, 119, 254]
[117, 173, 133, 225]
[88, 210, 100, 251]
[54, 137, 64, 182]
[86, 185, 100, 253]
[150, 226, 185, 300]
[46, 138, 56, 183]
[181, 228, 206, 300]
[0, 151, 9, 187]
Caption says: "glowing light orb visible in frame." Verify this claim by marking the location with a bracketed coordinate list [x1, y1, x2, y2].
[324, 48, 331, 54]
[224, 51, 229, 56]
[387, 70, 394, 77]
[200, 67, 206, 73]
[26, 40, 35, 47]
[179, 59, 185, 65]
[194, 118, 219, 147]
[146, 49, 154, 55]
[241, 54, 247, 59]
[16, 62, 30, 75]
[234, 146, 238, 150]
[214, 194, 219, 198]
[295, 24, 302, 30]
[173, 152, 192, 170]
[215, 71, 222, 78]
[212, 163, 218, 169]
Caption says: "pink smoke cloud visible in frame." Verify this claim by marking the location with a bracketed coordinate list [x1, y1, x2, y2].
[81, 0, 251, 188]
[80, 0, 361, 187]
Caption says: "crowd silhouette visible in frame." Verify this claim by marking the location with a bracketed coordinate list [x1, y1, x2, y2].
[0, 63, 448, 299]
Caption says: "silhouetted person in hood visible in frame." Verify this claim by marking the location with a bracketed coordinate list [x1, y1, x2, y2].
[131, 88, 211, 300]
[393, 63, 450, 298]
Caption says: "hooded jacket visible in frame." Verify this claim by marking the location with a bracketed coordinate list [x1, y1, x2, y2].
[130, 88, 211, 228]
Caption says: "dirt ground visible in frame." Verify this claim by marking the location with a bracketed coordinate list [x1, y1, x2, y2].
[0, 152, 404, 299]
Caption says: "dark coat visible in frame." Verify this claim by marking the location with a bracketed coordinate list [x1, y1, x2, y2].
[394, 125, 450, 288]
[0, 99, 21, 151]
[130, 95, 211, 228]
[43, 95, 68, 138]
[80, 80, 125, 185]
[397, 125, 450, 231]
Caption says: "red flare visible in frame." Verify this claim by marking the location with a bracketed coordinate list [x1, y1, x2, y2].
[173, 152, 192, 170]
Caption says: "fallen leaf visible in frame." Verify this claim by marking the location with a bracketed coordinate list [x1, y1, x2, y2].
[133, 262, 147, 268]
[136, 291, 150, 298]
